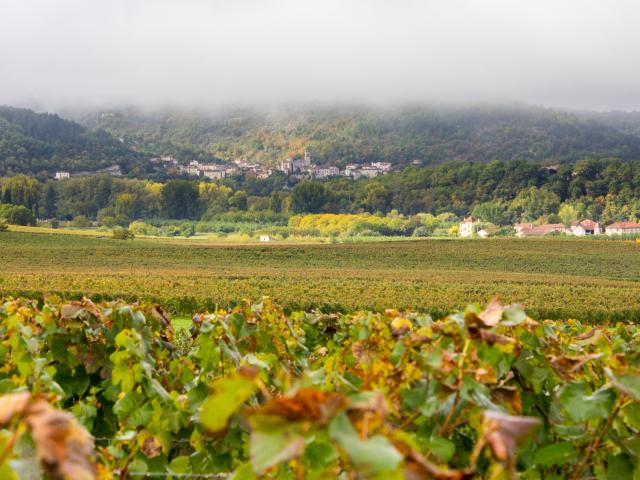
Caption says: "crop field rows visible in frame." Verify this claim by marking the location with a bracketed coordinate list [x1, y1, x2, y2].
[1, 232, 640, 320]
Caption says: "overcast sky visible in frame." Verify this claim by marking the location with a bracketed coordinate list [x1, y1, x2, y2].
[1, 0, 639, 112]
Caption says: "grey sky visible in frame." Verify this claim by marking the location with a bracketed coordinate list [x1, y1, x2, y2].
[1, 0, 639, 111]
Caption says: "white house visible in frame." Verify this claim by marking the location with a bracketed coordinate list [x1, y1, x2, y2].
[570, 219, 601, 236]
[459, 217, 480, 237]
[477, 229, 489, 238]
[605, 221, 640, 235]
[54, 171, 70, 180]
[259, 235, 274, 242]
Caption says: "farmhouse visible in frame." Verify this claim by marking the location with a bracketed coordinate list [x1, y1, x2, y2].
[459, 217, 480, 237]
[515, 223, 565, 237]
[605, 221, 640, 235]
[570, 219, 601, 236]
[54, 171, 70, 180]
[259, 235, 274, 242]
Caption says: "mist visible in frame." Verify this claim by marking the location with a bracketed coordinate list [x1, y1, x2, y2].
[1, 0, 639, 112]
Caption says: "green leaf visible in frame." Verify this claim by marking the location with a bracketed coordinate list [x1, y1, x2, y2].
[250, 426, 305, 474]
[612, 374, 640, 402]
[0, 462, 19, 480]
[229, 463, 257, 480]
[303, 440, 338, 470]
[329, 411, 402, 474]
[200, 376, 257, 433]
[169, 456, 191, 474]
[606, 454, 634, 480]
[426, 436, 455, 463]
[558, 382, 616, 422]
[534, 442, 575, 467]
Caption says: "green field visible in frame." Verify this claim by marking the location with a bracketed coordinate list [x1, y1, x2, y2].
[1, 231, 639, 320]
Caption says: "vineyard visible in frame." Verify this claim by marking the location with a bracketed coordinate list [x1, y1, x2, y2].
[2, 232, 640, 320]
[0, 296, 638, 479]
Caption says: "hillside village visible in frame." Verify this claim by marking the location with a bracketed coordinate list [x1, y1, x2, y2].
[460, 217, 640, 237]
[149, 149, 392, 181]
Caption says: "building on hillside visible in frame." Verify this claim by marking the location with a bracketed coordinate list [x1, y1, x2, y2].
[371, 162, 392, 172]
[54, 171, 70, 180]
[515, 223, 565, 237]
[477, 229, 490, 238]
[278, 158, 294, 174]
[605, 221, 640, 235]
[185, 161, 201, 176]
[199, 164, 227, 180]
[359, 166, 382, 178]
[259, 235, 274, 242]
[570, 219, 601, 236]
[312, 165, 340, 179]
[303, 149, 312, 168]
[459, 217, 480, 237]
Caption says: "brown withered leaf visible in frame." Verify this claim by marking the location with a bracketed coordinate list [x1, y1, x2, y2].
[61, 298, 103, 321]
[491, 387, 522, 414]
[23, 398, 96, 480]
[255, 388, 346, 424]
[468, 326, 515, 346]
[482, 411, 540, 477]
[548, 353, 604, 379]
[465, 298, 504, 329]
[141, 436, 162, 459]
[479, 298, 503, 327]
[0, 392, 31, 426]
[404, 448, 475, 480]
[574, 327, 597, 341]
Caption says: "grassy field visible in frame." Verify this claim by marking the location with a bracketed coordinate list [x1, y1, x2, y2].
[1, 231, 639, 320]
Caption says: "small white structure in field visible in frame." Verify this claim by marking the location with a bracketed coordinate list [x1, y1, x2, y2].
[459, 217, 479, 237]
[477, 229, 489, 238]
[55, 171, 70, 180]
[259, 235, 274, 242]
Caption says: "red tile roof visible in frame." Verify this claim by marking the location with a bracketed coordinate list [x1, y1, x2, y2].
[607, 221, 640, 229]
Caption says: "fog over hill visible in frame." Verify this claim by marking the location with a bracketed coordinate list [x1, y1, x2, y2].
[1, 0, 640, 111]
[74, 104, 640, 167]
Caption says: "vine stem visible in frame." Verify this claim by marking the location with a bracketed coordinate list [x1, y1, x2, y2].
[0, 423, 25, 467]
[440, 339, 470, 435]
[570, 400, 622, 480]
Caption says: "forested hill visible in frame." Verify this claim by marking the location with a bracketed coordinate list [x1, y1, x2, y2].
[78, 104, 640, 166]
[0, 106, 145, 176]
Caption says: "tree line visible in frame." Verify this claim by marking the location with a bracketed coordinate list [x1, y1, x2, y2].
[2, 158, 640, 227]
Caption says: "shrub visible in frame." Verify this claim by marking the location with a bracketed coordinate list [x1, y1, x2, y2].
[0, 204, 36, 226]
[0, 219, 8, 231]
[112, 227, 135, 240]
[72, 215, 90, 228]
[413, 226, 430, 237]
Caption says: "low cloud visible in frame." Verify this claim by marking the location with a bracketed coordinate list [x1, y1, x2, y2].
[1, 0, 639, 111]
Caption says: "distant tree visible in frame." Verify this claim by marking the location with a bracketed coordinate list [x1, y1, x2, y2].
[72, 215, 90, 228]
[292, 181, 328, 213]
[362, 183, 390, 213]
[227, 191, 248, 211]
[1, 175, 41, 214]
[471, 201, 507, 225]
[0, 204, 36, 226]
[115, 193, 136, 221]
[558, 204, 580, 226]
[161, 180, 200, 219]
[269, 191, 283, 213]
[508, 187, 560, 222]
[42, 183, 57, 219]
